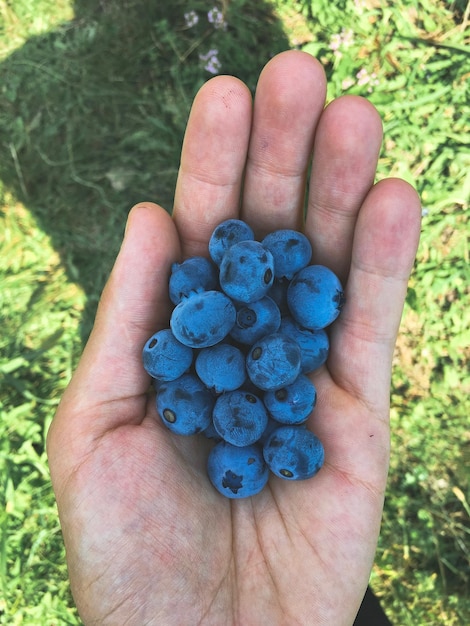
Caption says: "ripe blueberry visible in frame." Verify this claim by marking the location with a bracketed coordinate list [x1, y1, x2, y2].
[156, 374, 214, 435]
[209, 218, 255, 266]
[169, 256, 219, 305]
[261, 229, 312, 279]
[195, 343, 246, 393]
[264, 374, 317, 425]
[287, 265, 344, 330]
[207, 441, 269, 498]
[263, 425, 325, 480]
[280, 317, 329, 373]
[219, 240, 275, 303]
[170, 290, 236, 348]
[142, 328, 193, 381]
[229, 296, 281, 345]
[212, 390, 269, 447]
[246, 332, 301, 391]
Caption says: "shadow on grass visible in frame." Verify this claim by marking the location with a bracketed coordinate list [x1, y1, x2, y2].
[0, 0, 289, 340]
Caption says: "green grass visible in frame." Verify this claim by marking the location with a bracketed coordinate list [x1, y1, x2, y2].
[1, 0, 469, 623]
[0, 196, 84, 624]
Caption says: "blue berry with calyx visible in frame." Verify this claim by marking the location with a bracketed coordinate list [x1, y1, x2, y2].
[229, 296, 281, 345]
[280, 317, 329, 373]
[195, 343, 246, 393]
[219, 240, 275, 303]
[264, 374, 317, 425]
[261, 229, 312, 279]
[209, 218, 255, 266]
[142, 328, 193, 381]
[169, 256, 219, 305]
[287, 264, 345, 330]
[207, 441, 269, 498]
[246, 332, 301, 391]
[156, 374, 214, 436]
[170, 290, 236, 348]
[263, 425, 325, 480]
[212, 390, 268, 447]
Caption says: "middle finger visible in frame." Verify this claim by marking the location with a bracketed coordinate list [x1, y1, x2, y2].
[241, 51, 327, 237]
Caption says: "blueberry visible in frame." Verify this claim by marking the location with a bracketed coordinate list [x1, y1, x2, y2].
[212, 390, 268, 447]
[170, 290, 236, 348]
[264, 375, 317, 425]
[207, 441, 269, 498]
[258, 416, 282, 447]
[144, 219, 336, 497]
[209, 218, 255, 266]
[246, 332, 301, 391]
[219, 240, 275, 303]
[156, 374, 214, 435]
[280, 317, 329, 373]
[169, 256, 219, 305]
[202, 420, 223, 442]
[229, 296, 281, 345]
[263, 425, 325, 480]
[267, 277, 290, 317]
[259, 418, 308, 447]
[195, 343, 246, 393]
[142, 329, 193, 381]
[287, 265, 345, 330]
[261, 229, 312, 279]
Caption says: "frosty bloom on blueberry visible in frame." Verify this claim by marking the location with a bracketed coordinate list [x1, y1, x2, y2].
[261, 229, 312, 279]
[212, 390, 269, 447]
[209, 218, 254, 266]
[142, 217, 345, 498]
[263, 426, 325, 480]
[219, 240, 275, 303]
[207, 441, 269, 499]
[170, 289, 236, 348]
[168, 256, 218, 304]
[246, 332, 302, 391]
[229, 296, 281, 345]
[287, 264, 344, 330]
[156, 374, 214, 436]
[195, 343, 246, 393]
[142, 329, 193, 382]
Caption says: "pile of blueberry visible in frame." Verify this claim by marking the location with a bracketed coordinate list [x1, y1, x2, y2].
[142, 219, 344, 498]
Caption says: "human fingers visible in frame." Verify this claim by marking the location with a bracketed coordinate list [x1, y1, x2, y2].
[303, 180, 420, 520]
[324, 178, 422, 414]
[241, 50, 326, 236]
[172, 75, 252, 258]
[306, 95, 383, 283]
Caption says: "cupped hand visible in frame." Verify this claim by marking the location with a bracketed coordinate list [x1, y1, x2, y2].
[47, 51, 421, 625]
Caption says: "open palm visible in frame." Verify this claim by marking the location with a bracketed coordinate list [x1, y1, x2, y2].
[47, 51, 421, 625]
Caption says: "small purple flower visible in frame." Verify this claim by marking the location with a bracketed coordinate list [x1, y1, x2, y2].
[207, 7, 227, 30]
[356, 68, 380, 92]
[184, 10, 199, 28]
[199, 48, 222, 74]
[328, 28, 354, 59]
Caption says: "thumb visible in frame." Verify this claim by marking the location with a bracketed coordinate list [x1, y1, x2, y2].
[49, 203, 181, 453]
[88, 202, 181, 396]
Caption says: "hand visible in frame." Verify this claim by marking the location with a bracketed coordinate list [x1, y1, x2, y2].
[47, 50, 421, 625]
